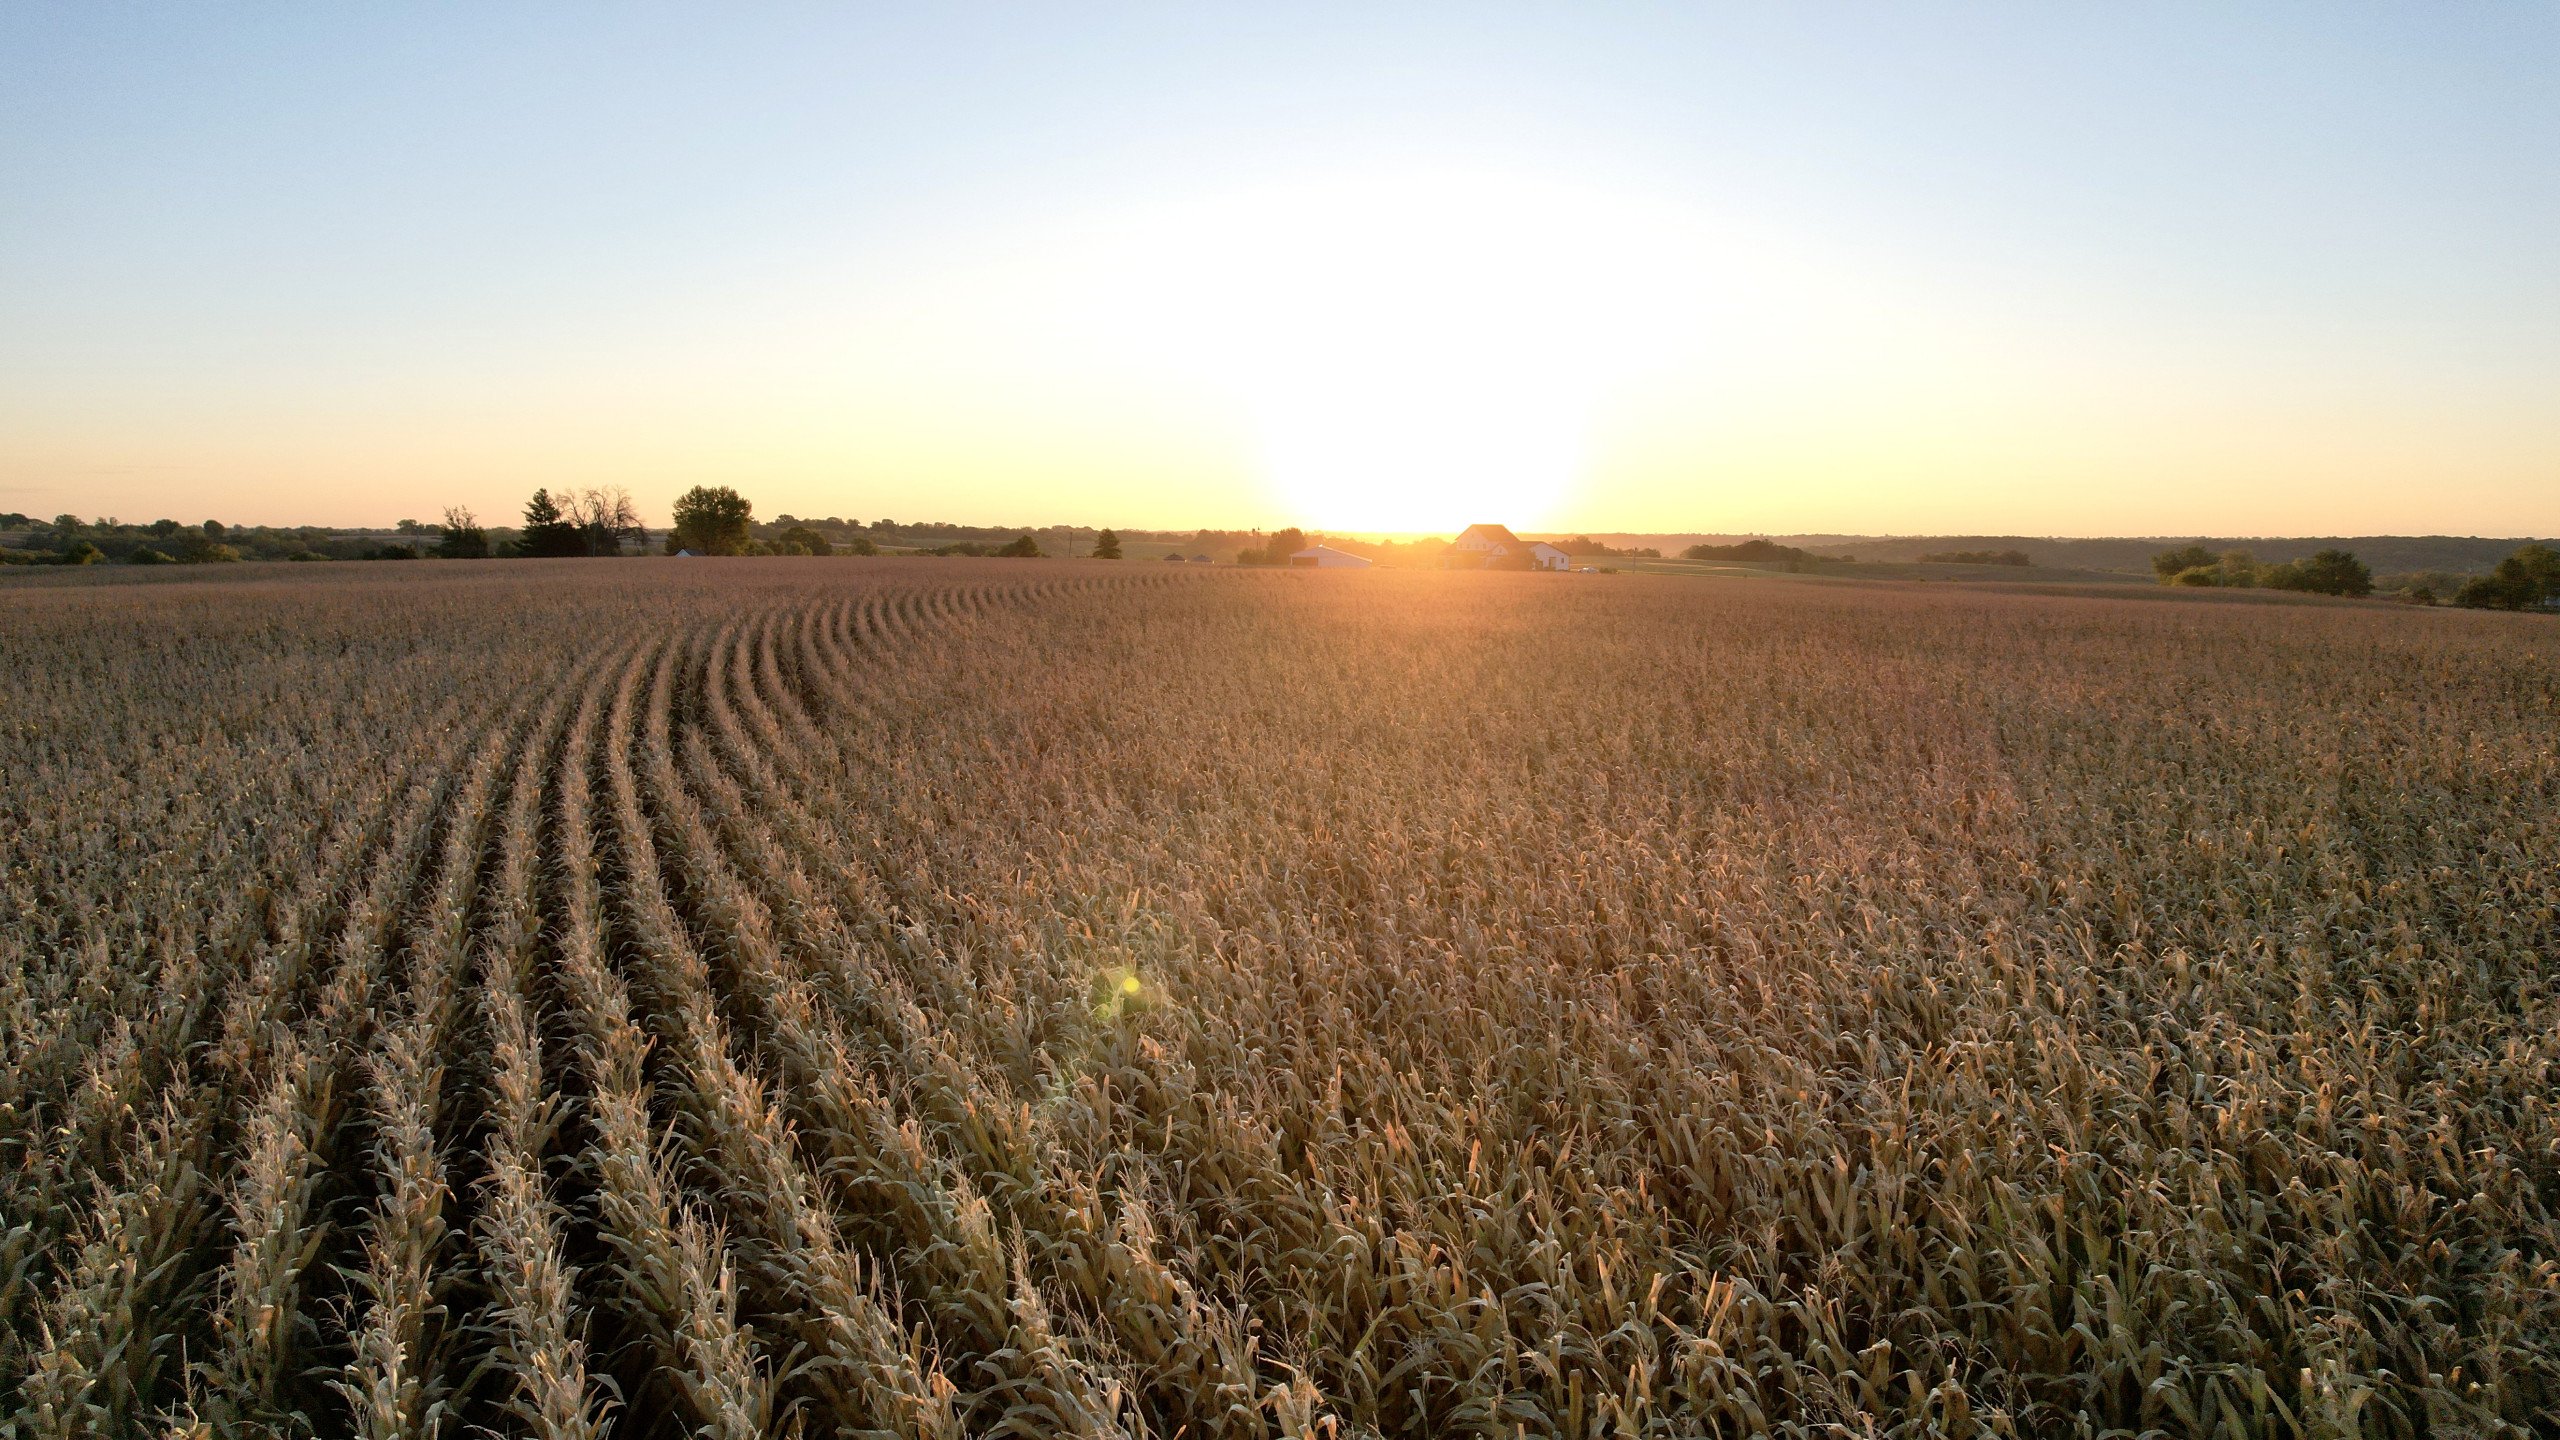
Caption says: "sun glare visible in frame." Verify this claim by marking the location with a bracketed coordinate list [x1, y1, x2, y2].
[1066, 171, 1720, 533]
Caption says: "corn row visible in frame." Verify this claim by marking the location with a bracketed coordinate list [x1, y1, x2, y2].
[187, 686, 529, 1435]
[550, 637, 779, 1440]
[334, 657, 584, 1440]
[690, 607, 1274, 1435]
[466, 654, 619, 1440]
[610, 625, 1023, 1438]
[0, 695, 443, 1389]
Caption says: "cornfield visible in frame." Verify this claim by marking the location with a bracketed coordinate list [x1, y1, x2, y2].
[1, 560, 2553, 1439]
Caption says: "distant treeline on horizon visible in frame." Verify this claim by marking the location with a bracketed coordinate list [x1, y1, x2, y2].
[5, 503, 2552, 596]
[1548, 532, 2560, 577]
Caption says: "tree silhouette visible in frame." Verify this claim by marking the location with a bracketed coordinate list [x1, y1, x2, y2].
[519, 489, 586, 557]
[438, 506, 490, 559]
[670, 486, 754, 555]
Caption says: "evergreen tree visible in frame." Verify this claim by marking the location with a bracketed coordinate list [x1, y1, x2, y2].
[519, 488, 586, 557]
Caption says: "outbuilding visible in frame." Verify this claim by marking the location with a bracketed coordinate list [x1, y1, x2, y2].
[1288, 544, 1373, 569]
[1447, 524, 1571, 571]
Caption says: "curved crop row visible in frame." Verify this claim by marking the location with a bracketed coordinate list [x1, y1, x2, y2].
[2, 559, 2552, 1440]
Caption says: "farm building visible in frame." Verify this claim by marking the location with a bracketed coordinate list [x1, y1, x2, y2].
[1288, 544, 1372, 569]
[1448, 523, 1570, 571]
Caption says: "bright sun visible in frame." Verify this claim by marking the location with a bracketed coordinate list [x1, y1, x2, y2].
[1072, 170, 1716, 533]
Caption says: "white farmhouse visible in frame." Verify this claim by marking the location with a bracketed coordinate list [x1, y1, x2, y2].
[1288, 544, 1373, 569]
[1448, 523, 1570, 571]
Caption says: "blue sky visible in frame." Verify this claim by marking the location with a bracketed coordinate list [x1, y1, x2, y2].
[4, 4, 2554, 533]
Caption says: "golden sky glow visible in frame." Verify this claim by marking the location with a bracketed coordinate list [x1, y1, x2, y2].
[4, 8, 2554, 536]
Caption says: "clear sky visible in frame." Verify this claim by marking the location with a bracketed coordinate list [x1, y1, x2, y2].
[4, 4, 2555, 535]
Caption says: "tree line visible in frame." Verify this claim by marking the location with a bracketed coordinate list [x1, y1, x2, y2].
[2440, 543, 2560, 610]
[2150, 541, 2559, 608]
[2149, 545, 2375, 595]
[12, 499, 2552, 608]
[0, 490, 1121, 567]
[0, 516, 357, 566]
[1916, 548, 2032, 566]
[1681, 539, 1855, 568]
[434, 487, 854, 559]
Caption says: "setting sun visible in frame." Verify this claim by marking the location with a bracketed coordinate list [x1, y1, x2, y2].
[1057, 170, 1727, 532]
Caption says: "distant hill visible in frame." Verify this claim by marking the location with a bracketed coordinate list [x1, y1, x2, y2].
[1541, 534, 2555, 577]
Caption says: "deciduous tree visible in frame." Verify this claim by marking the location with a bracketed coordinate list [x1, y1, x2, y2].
[566, 487, 646, 555]
[2151, 544, 2216, 582]
[438, 506, 490, 560]
[671, 486, 754, 555]
[2455, 543, 2560, 610]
